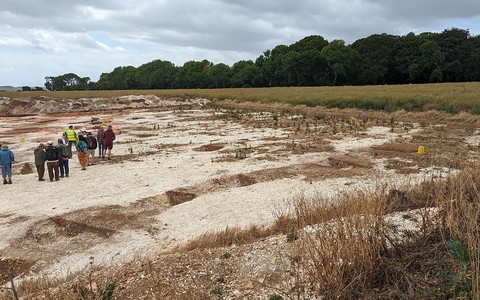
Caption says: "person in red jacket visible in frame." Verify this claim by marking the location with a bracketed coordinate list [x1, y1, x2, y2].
[103, 125, 116, 160]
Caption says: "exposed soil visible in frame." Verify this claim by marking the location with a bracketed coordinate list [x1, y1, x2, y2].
[0, 95, 479, 298]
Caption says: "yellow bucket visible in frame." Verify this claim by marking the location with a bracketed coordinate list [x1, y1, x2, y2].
[20, 137, 25, 143]
[417, 146, 425, 155]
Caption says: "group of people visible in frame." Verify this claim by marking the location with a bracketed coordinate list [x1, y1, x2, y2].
[1, 124, 116, 184]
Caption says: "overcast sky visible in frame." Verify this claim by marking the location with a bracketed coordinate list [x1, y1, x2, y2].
[1, 0, 480, 87]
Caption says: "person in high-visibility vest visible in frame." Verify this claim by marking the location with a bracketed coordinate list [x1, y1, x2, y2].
[63, 125, 78, 159]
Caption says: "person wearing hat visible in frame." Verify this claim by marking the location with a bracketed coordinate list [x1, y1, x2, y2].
[45, 140, 60, 181]
[33, 143, 47, 181]
[76, 135, 89, 170]
[0, 144, 14, 184]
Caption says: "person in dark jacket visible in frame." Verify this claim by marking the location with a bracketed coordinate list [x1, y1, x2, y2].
[103, 125, 116, 160]
[33, 143, 47, 181]
[45, 140, 60, 181]
[85, 132, 98, 165]
[96, 126, 105, 159]
[0, 144, 14, 184]
[57, 139, 69, 178]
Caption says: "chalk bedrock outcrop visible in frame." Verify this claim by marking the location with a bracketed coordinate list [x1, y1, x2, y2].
[0, 95, 211, 116]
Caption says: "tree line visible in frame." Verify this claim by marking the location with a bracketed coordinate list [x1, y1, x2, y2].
[44, 28, 480, 91]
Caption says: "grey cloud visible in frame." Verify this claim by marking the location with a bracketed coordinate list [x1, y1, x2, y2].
[5, 0, 480, 52]
[2, 0, 480, 86]
[1, 0, 128, 17]
[365, 0, 480, 20]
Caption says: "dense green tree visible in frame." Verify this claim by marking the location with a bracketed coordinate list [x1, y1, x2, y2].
[44, 73, 90, 90]
[254, 51, 272, 86]
[435, 28, 470, 82]
[289, 35, 329, 52]
[320, 40, 360, 85]
[174, 60, 212, 88]
[415, 40, 445, 82]
[255, 45, 291, 86]
[284, 35, 330, 86]
[230, 60, 257, 87]
[464, 36, 480, 81]
[352, 34, 398, 85]
[210, 63, 231, 88]
[282, 51, 304, 86]
[303, 50, 330, 85]
[136, 60, 177, 89]
[393, 32, 425, 83]
[280, 50, 328, 86]
[95, 66, 136, 90]
[93, 73, 110, 90]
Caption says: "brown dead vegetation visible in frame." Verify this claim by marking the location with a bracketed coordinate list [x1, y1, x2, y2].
[165, 190, 197, 205]
[192, 142, 225, 152]
[19, 163, 33, 175]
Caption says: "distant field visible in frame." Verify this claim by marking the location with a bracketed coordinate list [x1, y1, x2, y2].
[2, 82, 480, 114]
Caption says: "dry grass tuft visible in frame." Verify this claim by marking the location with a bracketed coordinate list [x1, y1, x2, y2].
[165, 190, 197, 205]
[192, 143, 225, 152]
[285, 164, 480, 299]
[181, 225, 272, 251]
[19, 163, 34, 175]
[327, 155, 371, 169]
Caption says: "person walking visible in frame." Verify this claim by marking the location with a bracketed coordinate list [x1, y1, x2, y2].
[45, 141, 60, 182]
[33, 143, 47, 181]
[64, 125, 78, 159]
[103, 125, 116, 160]
[0, 144, 14, 184]
[57, 139, 70, 178]
[96, 126, 105, 159]
[76, 135, 89, 170]
[85, 132, 98, 165]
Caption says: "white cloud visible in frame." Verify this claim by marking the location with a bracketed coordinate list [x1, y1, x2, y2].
[0, 36, 33, 47]
[95, 41, 113, 51]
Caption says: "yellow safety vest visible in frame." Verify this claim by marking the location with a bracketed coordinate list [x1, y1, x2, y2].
[65, 129, 77, 141]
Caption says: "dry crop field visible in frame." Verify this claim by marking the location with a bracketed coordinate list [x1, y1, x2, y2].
[1, 90, 480, 299]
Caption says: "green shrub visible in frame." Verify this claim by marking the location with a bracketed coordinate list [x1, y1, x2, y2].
[211, 285, 225, 299]
[286, 228, 297, 242]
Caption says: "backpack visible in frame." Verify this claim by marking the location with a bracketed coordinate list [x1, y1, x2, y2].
[87, 137, 94, 149]
[46, 146, 58, 160]
[60, 145, 70, 157]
